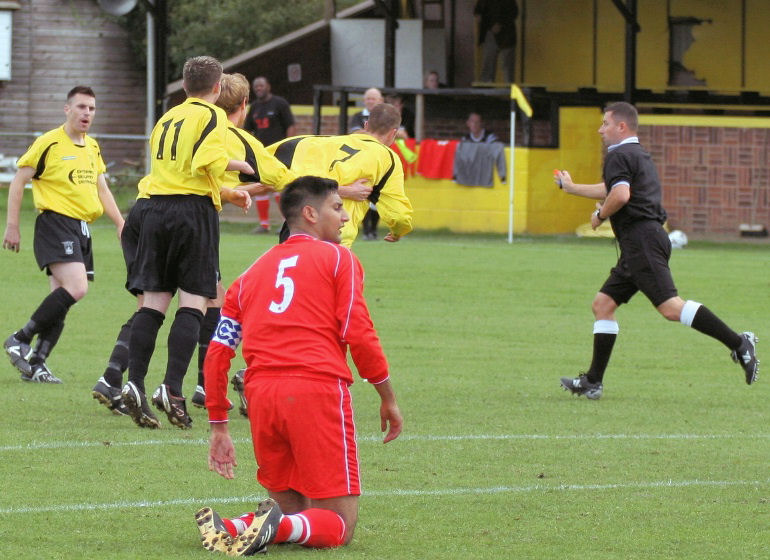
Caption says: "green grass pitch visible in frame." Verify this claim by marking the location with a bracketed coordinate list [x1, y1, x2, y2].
[0, 199, 767, 559]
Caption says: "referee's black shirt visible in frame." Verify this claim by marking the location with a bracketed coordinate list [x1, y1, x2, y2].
[603, 140, 667, 238]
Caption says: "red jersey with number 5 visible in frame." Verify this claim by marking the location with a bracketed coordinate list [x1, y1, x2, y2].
[205, 233, 389, 421]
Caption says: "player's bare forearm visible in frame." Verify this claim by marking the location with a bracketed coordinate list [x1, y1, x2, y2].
[226, 159, 255, 176]
[97, 175, 125, 238]
[236, 182, 274, 197]
[373, 379, 403, 443]
[338, 179, 372, 201]
[221, 187, 252, 211]
[3, 167, 34, 251]
[208, 423, 237, 479]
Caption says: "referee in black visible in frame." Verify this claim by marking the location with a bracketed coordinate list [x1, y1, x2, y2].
[555, 102, 758, 399]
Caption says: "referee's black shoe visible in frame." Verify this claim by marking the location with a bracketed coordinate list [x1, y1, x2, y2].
[732, 331, 759, 385]
[152, 384, 193, 429]
[560, 374, 603, 400]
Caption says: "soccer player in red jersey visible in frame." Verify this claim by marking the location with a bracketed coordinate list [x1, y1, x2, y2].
[196, 176, 403, 555]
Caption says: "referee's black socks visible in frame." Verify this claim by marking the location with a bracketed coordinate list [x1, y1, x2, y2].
[680, 301, 742, 349]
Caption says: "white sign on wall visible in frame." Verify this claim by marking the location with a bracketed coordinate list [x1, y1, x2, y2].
[0, 11, 11, 81]
[330, 19, 423, 89]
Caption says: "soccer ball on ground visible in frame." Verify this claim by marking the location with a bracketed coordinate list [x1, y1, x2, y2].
[669, 229, 688, 249]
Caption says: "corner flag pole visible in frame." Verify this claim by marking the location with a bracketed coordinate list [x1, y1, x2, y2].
[508, 85, 532, 243]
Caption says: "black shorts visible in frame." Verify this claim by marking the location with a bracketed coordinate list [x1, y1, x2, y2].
[121, 198, 149, 296]
[599, 220, 677, 307]
[33, 211, 94, 281]
[126, 194, 220, 299]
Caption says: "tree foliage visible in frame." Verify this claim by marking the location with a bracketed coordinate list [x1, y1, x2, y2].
[117, 0, 359, 80]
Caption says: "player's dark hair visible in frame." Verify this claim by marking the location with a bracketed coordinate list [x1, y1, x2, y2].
[366, 103, 401, 135]
[183, 56, 223, 97]
[605, 102, 638, 131]
[280, 176, 339, 225]
[67, 86, 95, 101]
[216, 73, 249, 115]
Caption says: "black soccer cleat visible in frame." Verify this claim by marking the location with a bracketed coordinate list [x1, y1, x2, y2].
[151, 384, 193, 429]
[560, 374, 603, 400]
[731, 331, 759, 385]
[231, 368, 248, 418]
[92, 377, 130, 415]
[121, 381, 161, 429]
[195, 506, 235, 554]
[4, 333, 32, 376]
[230, 498, 282, 556]
[22, 361, 63, 384]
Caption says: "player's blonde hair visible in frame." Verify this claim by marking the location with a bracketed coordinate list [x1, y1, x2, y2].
[366, 103, 401, 135]
[216, 73, 249, 116]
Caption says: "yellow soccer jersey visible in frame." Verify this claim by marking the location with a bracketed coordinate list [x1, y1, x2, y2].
[16, 126, 107, 222]
[223, 124, 296, 190]
[268, 134, 413, 246]
[143, 97, 230, 210]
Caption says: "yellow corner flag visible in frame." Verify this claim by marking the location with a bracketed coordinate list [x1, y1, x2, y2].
[510, 85, 533, 118]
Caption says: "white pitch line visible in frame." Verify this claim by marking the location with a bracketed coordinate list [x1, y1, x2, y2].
[0, 478, 767, 515]
[1, 432, 769, 453]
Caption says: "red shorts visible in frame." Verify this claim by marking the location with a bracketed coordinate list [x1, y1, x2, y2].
[245, 375, 360, 499]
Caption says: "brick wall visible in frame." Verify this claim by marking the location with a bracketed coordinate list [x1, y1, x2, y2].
[0, 0, 146, 169]
[639, 125, 770, 235]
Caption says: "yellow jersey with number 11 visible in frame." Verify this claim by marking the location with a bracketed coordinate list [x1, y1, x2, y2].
[143, 97, 230, 210]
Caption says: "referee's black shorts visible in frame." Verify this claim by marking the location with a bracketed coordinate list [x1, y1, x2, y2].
[33, 210, 94, 281]
[126, 194, 219, 299]
[599, 220, 677, 308]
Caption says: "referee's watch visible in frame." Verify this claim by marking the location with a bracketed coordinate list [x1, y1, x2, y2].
[594, 209, 607, 222]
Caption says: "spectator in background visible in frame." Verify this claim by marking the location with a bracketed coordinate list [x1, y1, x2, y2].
[475, 0, 518, 83]
[463, 111, 499, 143]
[244, 76, 296, 147]
[423, 70, 445, 89]
[244, 76, 296, 233]
[349, 88, 383, 133]
[385, 94, 415, 139]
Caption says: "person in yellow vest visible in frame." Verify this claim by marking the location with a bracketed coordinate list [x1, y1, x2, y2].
[267, 103, 413, 247]
[3, 86, 124, 384]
